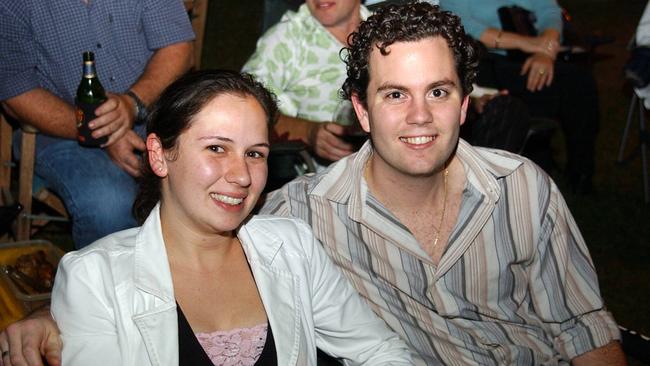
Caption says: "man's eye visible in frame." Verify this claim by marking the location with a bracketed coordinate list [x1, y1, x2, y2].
[208, 145, 224, 153]
[387, 91, 403, 99]
[432, 89, 448, 98]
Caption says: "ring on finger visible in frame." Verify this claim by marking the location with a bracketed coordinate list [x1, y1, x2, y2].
[538, 69, 546, 75]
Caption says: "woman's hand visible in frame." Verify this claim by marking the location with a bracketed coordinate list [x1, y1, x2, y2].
[521, 53, 555, 92]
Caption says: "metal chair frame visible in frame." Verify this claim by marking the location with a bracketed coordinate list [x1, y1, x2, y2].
[617, 92, 649, 204]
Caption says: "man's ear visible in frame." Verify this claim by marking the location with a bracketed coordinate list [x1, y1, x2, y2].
[459, 95, 470, 126]
[146, 133, 168, 177]
[351, 93, 370, 133]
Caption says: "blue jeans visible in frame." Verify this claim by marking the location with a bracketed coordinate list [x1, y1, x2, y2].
[34, 139, 139, 249]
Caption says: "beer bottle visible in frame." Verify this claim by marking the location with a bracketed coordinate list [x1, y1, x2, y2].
[75, 51, 108, 147]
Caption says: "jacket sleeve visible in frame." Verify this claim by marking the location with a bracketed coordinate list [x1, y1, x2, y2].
[299, 221, 414, 365]
[528, 181, 620, 360]
[51, 252, 125, 366]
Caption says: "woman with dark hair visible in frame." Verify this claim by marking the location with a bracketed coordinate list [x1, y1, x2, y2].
[49, 70, 413, 366]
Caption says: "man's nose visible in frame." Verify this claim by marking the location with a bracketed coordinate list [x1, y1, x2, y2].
[405, 96, 433, 125]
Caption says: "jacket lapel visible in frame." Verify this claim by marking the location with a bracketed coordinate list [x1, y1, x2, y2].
[132, 204, 179, 366]
[132, 302, 179, 366]
[238, 219, 306, 365]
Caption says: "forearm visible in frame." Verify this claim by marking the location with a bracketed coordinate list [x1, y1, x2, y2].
[571, 341, 627, 366]
[481, 28, 560, 59]
[479, 28, 531, 51]
[2, 89, 77, 139]
[128, 41, 194, 106]
[273, 113, 317, 144]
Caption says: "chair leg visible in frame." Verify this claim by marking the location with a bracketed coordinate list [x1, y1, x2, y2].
[16, 130, 36, 241]
[639, 100, 649, 204]
[618, 94, 638, 163]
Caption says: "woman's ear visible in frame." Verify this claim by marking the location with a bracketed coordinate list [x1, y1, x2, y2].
[146, 133, 168, 177]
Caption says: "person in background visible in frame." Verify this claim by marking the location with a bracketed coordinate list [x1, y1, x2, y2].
[440, 0, 600, 193]
[261, 3, 624, 364]
[0, 0, 195, 248]
[1, 70, 414, 366]
[243, 0, 368, 164]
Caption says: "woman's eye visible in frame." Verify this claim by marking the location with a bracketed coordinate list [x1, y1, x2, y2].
[207, 145, 224, 153]
[247, 151, 266, 159]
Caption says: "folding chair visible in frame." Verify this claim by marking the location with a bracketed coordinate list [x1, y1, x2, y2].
[617, 91, 649, 203]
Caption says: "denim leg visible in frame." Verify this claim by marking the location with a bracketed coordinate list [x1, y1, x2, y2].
[34, 141, 138, 249]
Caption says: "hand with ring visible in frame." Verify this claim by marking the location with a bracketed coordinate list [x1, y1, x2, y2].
[521, 53, 555, 91]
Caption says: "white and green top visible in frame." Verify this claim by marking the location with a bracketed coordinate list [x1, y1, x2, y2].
[243, 4, 371, 123]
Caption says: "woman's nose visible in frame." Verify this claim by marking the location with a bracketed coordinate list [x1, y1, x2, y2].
[224, 156, 252, 187]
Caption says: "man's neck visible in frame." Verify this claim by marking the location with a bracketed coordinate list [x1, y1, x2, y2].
[325, 7, 362, 45]
[365, 154, 460, 211]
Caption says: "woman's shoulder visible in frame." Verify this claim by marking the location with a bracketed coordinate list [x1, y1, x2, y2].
[60, 227, 140, 266]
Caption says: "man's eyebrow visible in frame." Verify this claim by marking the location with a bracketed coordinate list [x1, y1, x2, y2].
[375, 78, 458, 93]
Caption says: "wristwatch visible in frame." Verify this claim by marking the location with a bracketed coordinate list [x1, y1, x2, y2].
[125, 90, 147, 124]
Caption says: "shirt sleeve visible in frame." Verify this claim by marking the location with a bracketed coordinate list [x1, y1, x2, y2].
[242, 18, 300, 117]
[141, 0, 195, 51]
[526, 0, 563, 34]
[51, 253, 124, 366]
[529, 181, 620, 360]
[0, 2, 40, 100]
[440, 0, 495, 40]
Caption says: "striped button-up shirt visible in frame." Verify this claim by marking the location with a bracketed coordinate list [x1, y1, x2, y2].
[261, 140, 620, 365]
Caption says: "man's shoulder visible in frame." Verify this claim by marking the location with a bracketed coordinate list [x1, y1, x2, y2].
[461, 141, 546, 179]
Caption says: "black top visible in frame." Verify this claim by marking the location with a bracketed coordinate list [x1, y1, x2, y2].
[176, 303, 277, 365]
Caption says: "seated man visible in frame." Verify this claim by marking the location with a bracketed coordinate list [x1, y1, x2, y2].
[0, 3, 625, 366]
[0, 0, 195, 248]
[243, 0, 370, 164]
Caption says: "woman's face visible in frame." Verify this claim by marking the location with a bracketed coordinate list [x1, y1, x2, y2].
[151, 93, 270, 236]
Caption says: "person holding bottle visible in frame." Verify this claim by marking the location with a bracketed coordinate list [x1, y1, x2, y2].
[0, 0, 195, 248]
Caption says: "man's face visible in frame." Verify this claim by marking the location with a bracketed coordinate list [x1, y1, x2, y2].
[306, 0, 360, 29]
[352, 36, 469, 179]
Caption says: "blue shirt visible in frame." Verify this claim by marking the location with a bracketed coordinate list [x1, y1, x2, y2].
[440, 0, 563, 40]
[0, 0, 194, 104]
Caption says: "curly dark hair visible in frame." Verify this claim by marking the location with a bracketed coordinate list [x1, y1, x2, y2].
[341, 2, 479, 105]
[132, 70, 278, 224]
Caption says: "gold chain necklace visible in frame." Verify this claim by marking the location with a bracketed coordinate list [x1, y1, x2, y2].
[432, 167, 449, 249]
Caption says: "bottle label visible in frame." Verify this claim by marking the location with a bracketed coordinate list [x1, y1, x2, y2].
[83, 61, 96, 78]
[76, 99, 107, 147]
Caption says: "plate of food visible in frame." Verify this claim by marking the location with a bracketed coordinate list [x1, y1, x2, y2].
[0, 240, 64, 302]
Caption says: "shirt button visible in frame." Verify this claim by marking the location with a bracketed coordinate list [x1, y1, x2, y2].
[110, 76, 116, 82]
[96, 43, 102, 48]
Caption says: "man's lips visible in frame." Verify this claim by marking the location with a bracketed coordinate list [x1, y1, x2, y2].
[399, 135, 436, 145]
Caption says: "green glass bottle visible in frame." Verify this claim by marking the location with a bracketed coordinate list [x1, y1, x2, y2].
[75, 51, 108, 147]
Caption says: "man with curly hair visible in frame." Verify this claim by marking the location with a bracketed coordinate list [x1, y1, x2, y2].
[264, 2, 624, 365]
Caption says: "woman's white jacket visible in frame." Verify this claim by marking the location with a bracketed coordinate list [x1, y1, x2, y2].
[51, 204, 413, 365]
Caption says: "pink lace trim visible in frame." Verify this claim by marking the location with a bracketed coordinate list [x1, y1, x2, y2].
[195, 323, 267, 366]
